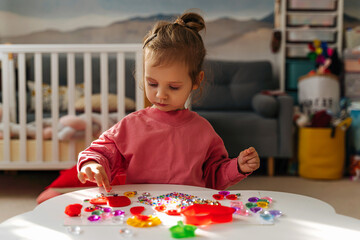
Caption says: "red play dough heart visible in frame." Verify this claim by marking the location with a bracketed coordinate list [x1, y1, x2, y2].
[107, 196, 131, 207]
[130, 206, 145, 215]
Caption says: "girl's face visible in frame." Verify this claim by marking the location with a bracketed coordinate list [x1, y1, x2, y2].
[144, 58, 203, 112]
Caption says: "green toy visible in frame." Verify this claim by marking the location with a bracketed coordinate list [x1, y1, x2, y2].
[169, 221, 197, 238]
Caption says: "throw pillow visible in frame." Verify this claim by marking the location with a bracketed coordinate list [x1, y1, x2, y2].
[75, 94, 136, 112]
[27, 81, 84, 112]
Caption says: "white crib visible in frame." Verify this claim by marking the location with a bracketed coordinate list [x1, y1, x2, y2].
[0, 44, 143, 170]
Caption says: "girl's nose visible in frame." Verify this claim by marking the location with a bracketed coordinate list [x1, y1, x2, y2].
[156, 88, 167, 100]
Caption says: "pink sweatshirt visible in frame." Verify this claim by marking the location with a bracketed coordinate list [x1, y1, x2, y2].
[77, 107, 249, 190]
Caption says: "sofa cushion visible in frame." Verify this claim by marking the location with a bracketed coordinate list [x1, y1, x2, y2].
[252, 93, 278, 118]
[192, 60, 274, 111]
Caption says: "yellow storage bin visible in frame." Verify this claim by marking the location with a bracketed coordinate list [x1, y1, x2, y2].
[298, 127, 345, 179]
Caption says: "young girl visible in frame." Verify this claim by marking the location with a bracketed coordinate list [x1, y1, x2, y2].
[77, 12, 260, 192]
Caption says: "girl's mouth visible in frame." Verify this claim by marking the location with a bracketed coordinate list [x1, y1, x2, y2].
[155, 103, 168, 107]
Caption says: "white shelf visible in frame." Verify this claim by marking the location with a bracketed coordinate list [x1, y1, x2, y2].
[279, 0, 343, 92]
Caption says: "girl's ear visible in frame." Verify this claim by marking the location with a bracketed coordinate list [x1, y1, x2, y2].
[192, 71, 204, 90]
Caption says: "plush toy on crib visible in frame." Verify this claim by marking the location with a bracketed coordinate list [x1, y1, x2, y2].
[0, 106, 118, 140]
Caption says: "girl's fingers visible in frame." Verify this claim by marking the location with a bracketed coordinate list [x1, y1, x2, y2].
[99, 168, 111, 192]
[85, 167, 96, 182]
[78, 172, 87, 183]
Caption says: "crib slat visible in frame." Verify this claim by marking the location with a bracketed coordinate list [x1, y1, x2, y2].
[67, 53, 76, 116]
[135, 50, 144, 110]
[9, 57, 17, 123]
[35, 53, 43, 163]
[84, 53, 93, 147]
[117, 53, 125, 121]
[51, 53, 59, 163]
[67, 53, 76, 162]
[100, 52, 109, 133]
[1, 53, 11, 163]
[18, 53, 27, 163]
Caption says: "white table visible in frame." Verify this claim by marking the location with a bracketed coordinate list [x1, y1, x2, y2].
[1, 184, 360, 240]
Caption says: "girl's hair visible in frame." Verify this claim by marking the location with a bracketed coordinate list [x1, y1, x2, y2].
[143, 12, 206, 92]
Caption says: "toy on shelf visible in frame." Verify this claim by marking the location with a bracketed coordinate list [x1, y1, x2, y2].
[307, 39, 341, 76]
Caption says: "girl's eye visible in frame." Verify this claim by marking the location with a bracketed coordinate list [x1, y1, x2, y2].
[148, 82, 157, 87]
[170, 86, 180, 90]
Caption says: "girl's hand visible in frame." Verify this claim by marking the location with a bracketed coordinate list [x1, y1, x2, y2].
[78, 161, 112, 192]
[237, 147, 260, 174]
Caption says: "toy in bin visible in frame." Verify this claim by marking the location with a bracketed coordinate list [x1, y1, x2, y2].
[180, 204, 236, 225]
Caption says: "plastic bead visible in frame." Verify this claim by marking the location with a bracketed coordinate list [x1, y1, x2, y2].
[126, 215, 161, 228]
[245, 202, 258, 208]
[66, 225, 82, 235]
[248, 197, 259, 202]
[250, 207, 262, 213]
[269, 210, 282, 218]
[260, 212, 274, 221]
[257, 199, 270, 204]
[91, 210, 103, 216]
[226, 194, 237, 200]
[218, 191, 230, 196]
[88, 215, 101, 222]
[155, 205, 166, 212]
[234, 208, 250, 216]
[124, 191, 137, 197]
[212, 194, 224, 200]
[261, 197, 273, 204]
[112, 210, 125, 216]
[257, 201, 268, 208]
[112, 214, 125, 224]
[119, 227, 133, 237]
[84, 206, 96, 212]
[169, 221, 197, 238]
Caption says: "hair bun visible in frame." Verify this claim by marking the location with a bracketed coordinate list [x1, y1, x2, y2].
[178, 12, 205, 33]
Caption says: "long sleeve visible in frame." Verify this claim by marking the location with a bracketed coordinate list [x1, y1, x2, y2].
[202, 131, 250, 190]
[77, 122, 126, 183]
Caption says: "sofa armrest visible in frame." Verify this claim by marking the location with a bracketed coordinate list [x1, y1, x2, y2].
[278, 95, 294, 158]
[252, 94, 278, 118]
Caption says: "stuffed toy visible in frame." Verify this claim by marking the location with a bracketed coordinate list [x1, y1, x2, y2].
[0, 109, 119, 141]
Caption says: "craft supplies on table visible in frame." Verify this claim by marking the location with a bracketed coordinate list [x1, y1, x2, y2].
[63, 189, 283, 238]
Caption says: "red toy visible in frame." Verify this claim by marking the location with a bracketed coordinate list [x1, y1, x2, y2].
[90, 196, 108, 205]
[130, 206, 145, 215]
[64, 204, 83, 217]
[181, 204, 235, 225]
[107, 196, 131, 207]
[212, 194, 224, 200]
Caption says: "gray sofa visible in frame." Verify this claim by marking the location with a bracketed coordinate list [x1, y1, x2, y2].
[192, 60, 294, 176]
